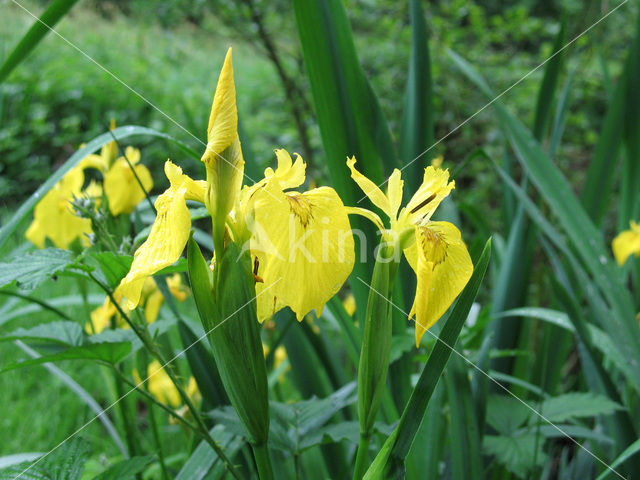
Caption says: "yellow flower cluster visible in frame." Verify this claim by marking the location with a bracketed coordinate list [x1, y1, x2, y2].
[26, 121, 153, 249]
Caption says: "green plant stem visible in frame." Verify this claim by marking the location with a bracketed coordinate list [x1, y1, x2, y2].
[114, 365, 139, 459]
[352, 433, 371, 480]
[89, 272, 241, 479]
[252, 443, 274, 480]
[146, 398, 170, 480]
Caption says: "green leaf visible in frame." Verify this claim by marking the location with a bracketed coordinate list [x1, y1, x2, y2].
[399, 0, 434, 192]
[0, 0, 80, 82]
[0, 321, 132, 372]
[0, 321, 83, 346]
[535, 393, 621, 424]
[87, 252, 133, 290]
[0, 248, 75, 291]
[0, 125, 199, 250]
[1, 341, 131, 372]
[175, 426, 242, 480]
[364, 239, 491, 479]
[0, 438, 89, 480]
[0, 453, 41, 470]
[582, 9, 640, 225]
[483, 434, 546, 479]
[486, 395, 531, 435]
[532, 15, 566, 140]
[445, 354, 481, 480]
[595, 437, 640, 480]
[92, 456, 154, 480]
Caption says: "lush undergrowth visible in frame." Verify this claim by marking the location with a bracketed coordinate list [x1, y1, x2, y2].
[1, 1, 639, 479]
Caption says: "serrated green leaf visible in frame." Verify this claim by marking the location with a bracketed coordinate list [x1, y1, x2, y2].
[1, 341, 131, 372]
[0, 438, 89, 480]
[484, 434, 546, 479]
[87, 252, 133, 289]
[486, 395, 532, 435]
[0, 248, 75, 291]
[0, 321, 84, 346]
[535, 393, 622, 424]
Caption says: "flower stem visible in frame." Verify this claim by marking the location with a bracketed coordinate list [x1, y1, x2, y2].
[352, 433, 371, 480]
[146, 398, 170, 480]
[252, 443, 274, 480]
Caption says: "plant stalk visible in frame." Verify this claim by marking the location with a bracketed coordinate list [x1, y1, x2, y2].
[352, 433, 371, 480]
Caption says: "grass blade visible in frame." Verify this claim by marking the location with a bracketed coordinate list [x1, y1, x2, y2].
[0, 0, 80, 82]
[399, 0, 434, 192]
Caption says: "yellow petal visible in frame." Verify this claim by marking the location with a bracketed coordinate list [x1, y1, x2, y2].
[25, 166, 92, 249]
[252, 186, 355, 322]
[146, 360, 181, 408]
[264, 149, 306, 190]
[402, 166, 454, 226]
[118, 185, 191, 308]
[167, 273, 188, 301]
[204, 47, 238, 160]
[79, 153, 108, 172]
[144, 290, 164, 324]
[612, 224, 640, 266]
[164, 161, 206, 203]
[104, 155, 154, 215]
[86, 297, 116, 334]
[346, 156, 391, 217]
[344, 206, 385, 232]
[404, 221, 473, 346]
[387, 169, 404, 220]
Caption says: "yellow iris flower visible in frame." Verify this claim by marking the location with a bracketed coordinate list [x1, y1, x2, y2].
[87, 274, 186, 334]
[25, 165, 94, 249]
[133, 360, 199, 409]
[346, 158, 473, 346]
[612, 220, 640, 266]
[117, 48, 354, 323]
[82, 131, 153, 216]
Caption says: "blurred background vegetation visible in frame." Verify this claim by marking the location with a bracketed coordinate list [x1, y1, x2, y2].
[0, 0, 632, 236]
[1, 0, 639, 477]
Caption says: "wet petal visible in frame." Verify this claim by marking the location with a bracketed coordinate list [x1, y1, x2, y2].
[252, 186, 355, 322]
[118, 185, 191, 309]
[404, 221, 473, 346]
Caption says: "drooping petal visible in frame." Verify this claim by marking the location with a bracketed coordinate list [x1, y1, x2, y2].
[404, 221, 473, 346]
[347, 156, 391, 217]
[251, 186, 355, 322]
[136, 360, 182, 408]
[402, 166, 454, 226]
[612, 222, 640, 266]
[118, 185, 191, 309]
[104, 151, 154, 215]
